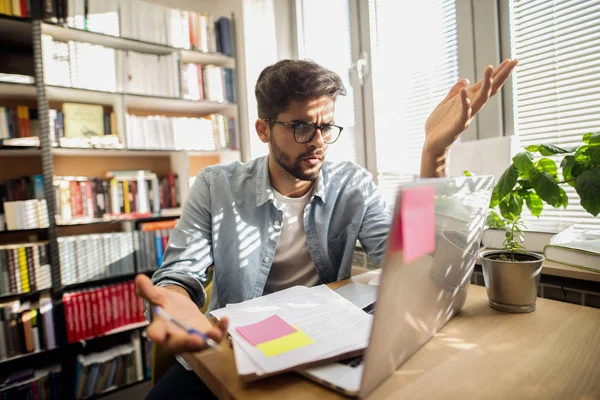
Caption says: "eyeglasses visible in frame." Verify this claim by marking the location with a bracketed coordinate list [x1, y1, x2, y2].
[264, 119, 344, 144]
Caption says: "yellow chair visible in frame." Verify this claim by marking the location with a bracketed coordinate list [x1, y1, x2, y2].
[151, 281, 213, 385]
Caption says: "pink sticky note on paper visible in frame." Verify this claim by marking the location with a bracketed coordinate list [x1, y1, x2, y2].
[236, 314, 297, 346]
[391, 186, 435, 263]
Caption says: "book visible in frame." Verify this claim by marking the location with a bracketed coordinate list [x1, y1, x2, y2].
[544, 228, 600, 273]
[62, 103, 105, 138]
[481, 221, 564, 253]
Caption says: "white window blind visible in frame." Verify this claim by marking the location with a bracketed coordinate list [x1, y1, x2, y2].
[370, 0, 459, 207]
[300, 0, 357, 163]
[510, 0, 600, 229]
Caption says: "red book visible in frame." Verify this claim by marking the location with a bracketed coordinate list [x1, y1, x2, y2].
[69, 181, 79, 217]
[168, 173, 177, 208]
[90, 289, 100, 337]
[63, 293, 75, 343]
[83, 290, 93, 339]
[103, 286, 113, 332]
[85, 181, 94, 218]
[74, 292, 85, 341]
[196, 65, 204, 100]
[130, 180, 137, 213]
[129, 281, 137, 323]
[123, 282, 131, 326]
[188, 12, 196, 48]
[161, 229, 169, 252]
[97, 287, 106, 335]
[137, 289, 145, 322]
[110, 285, 120, 329]
[20, 0, 28, 17]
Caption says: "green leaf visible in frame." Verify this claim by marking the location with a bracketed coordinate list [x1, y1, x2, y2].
[463, 170, 472, 177]
[499, 193, 523, 221]
[539, 144, 572, 156]
[583, 132, 600, 146]
[486, 210, 507, 229]
[513, 152, 535, 178]
[583, 146, 600, 166]
[530, 171, 563, 207]
[562, 155, 576, 180]
[536, 157, 558, 177]
[575, 169, 600, 217]
[525, 145, 539, 152]
[558, 187, 569, 209]
[525, 191, 543, 217]
[518, 179, 532, 190]
[493, 164, 519, 203]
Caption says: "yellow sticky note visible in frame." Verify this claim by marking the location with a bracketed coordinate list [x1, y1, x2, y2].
[256, 329, 315, 357]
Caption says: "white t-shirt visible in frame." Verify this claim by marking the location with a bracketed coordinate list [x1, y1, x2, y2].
[263, 186, 320, 294]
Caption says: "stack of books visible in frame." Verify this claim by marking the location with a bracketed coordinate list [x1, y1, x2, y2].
[42, 35, 118, 92]
[120, 50, 180, 98]
[181, 64, 235, 103]
[125, 113, 237, 151]
[73, 334, 144, 399]
[53, 171, 180, 224]
[0, 242, 52, 295]
[62, 281, 145, 343]
[0, 106, 40, 142]
[0, 294, 57, 361]
[58, 233, 135, 286]
[0, 366, 62, 399]
[0, 0, 30, 17]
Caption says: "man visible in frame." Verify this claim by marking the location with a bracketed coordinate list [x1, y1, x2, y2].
[137, 58, 518, 398]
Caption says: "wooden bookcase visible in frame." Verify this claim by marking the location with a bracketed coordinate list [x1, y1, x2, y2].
[0, 0, 248, 397]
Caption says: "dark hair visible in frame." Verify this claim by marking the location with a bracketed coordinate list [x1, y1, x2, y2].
[255, 59, 347, 120]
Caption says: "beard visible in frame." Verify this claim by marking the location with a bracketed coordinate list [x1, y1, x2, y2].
[270, 136, 324, 181]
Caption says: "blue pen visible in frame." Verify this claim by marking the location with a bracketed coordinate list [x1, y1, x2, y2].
[152, 306, 221, 351]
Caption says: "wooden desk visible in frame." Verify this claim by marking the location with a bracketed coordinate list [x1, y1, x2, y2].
[183, 276, 600, 399]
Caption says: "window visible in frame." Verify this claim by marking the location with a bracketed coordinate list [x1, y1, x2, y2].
[298, 0, 359, 163]
[510, 0, 600, 229]
[369, 0, 459, 206]
[244, 0, 279, 160]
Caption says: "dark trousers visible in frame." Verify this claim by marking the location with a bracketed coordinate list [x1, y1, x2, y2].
[146, 362, 218, 400]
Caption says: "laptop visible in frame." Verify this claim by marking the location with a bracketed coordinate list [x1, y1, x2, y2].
[300, 175, 494, 398]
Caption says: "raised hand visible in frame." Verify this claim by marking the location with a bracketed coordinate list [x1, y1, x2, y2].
[423, 59, 519, 158]
[135, 274, 228, 354]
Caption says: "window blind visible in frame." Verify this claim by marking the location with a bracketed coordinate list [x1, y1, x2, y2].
[370, 0, 459, 207]
[510, 0, 600, 229]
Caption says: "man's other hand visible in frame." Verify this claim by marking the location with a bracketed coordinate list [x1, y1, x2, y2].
[135, 274, 229, 354]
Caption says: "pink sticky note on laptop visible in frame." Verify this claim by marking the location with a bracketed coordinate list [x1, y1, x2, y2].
[236, 314, 297, 346]
[398, 186, 436, 263]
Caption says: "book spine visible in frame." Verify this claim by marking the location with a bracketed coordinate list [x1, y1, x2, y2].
[25, 246, 36, 291]
[18, 247, 30, 293]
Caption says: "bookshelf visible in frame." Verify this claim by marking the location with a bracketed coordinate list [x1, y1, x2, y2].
[0, 0, 247, 397]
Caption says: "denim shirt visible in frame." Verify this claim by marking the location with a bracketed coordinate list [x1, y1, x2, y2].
[152, 156, 391, 312]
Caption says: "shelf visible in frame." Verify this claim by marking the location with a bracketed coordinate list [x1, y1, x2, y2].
[0, 146, 41, 156]
[41, 22, 235, 67]
[46, 85, 120, 105]
[0, 81, 36, 99]
[0, 227, 46, 234]
[56, 213, 180, 228]
[52, 147, 239, 158]
[0, 347, 59, 366]
[42, 23, 174, 56]
[59, 270, 155, 294]
[0, 287, 52, 303]
[180, 49, 235, 68]
[104, 321, 149, 336]
[125, 93, 236, 115]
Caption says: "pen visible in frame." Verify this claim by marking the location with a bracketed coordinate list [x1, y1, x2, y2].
[152, 306, 221, 351]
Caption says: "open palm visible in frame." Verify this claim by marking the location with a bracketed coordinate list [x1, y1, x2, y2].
[424, 59, 519, 157]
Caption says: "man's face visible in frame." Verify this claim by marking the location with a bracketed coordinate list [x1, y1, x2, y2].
[267, 97, 335, 181]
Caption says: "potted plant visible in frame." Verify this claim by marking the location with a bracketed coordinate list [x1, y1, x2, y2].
[480, 131, 600, 313]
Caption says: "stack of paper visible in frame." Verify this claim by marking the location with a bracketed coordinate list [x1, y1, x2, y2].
[210, 285, 373, 381]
